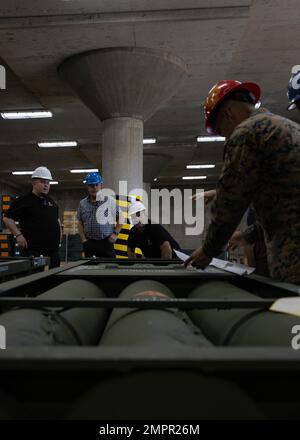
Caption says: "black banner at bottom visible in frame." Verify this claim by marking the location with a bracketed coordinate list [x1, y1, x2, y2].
[0, 420, 297, 439]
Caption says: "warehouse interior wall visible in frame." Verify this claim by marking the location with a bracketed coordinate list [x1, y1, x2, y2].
[0, 182, 23, 197]
[50, 188, 86, 219]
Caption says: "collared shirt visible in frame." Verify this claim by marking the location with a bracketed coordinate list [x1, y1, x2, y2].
[202, 107, 300, 284]
[77, 195, 121, 240]
[4, 192, 60, 251]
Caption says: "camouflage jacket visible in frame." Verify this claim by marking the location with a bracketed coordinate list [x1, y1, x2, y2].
[242, 222, 263, 245]
[202, 107, 300, 284]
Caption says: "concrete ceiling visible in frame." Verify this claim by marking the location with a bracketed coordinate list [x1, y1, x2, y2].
[0, 0, 299, 190]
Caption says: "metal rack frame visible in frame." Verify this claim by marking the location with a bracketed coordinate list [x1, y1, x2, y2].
[0, 258, 299, 372]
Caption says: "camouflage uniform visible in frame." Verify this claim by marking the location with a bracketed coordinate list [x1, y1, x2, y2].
[242, 222, 269, 277]
[202, 107, 300, 284]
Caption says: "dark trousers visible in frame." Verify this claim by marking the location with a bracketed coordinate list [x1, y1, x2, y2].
[21, 248, 61, 269]
[83, 238, 116, 258]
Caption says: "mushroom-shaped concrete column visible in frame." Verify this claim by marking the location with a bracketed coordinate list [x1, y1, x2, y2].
[59, 47, 188, 195]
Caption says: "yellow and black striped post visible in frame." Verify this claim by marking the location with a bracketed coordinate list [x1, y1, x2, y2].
[114, 195, 143, 259]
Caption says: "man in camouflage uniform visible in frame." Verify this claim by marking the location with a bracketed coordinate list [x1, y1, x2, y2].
[186, 80, 300, 284]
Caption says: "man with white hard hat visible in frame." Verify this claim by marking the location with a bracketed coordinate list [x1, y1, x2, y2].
[3, 166, 62, 268]
[127, 201, 181, 259]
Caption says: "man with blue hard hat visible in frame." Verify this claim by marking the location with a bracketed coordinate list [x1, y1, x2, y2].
[82, 172, 101, 185]
[287, 65, 300, 111]
[77, 172, 124, 258]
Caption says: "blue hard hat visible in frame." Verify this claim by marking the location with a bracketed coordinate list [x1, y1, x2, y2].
[287, 67, 300, 110]
[83, 172, 103, 185]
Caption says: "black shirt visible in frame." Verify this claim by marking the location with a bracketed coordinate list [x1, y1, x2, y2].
[127, 220, 180, 258]
[5, 192, 60, 251]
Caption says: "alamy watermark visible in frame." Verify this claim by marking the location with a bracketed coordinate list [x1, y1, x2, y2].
[0, 65, 6, 90]
[95, 181, 204, 236]
[291, 325, 300, 350]
[0, 325, 6, 349]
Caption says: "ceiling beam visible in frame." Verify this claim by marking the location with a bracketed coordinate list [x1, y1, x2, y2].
[0, 6, 249, 30]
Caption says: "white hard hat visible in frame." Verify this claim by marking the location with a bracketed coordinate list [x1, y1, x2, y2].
[32, 166, 53, 180]
[128, 201, 146, 216]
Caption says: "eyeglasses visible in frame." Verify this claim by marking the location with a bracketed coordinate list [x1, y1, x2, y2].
[211, 112, 225, 136]
[212, 91, 255, 134]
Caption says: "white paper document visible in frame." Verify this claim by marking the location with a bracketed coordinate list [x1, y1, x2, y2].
[174, 250, 255, 276]
[174, 249, 190, 262]
[270, 297, 300, 317]
[209, 258, 255, 276]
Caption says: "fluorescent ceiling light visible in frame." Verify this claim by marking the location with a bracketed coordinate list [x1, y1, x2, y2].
[38, 141, 77, 148]
[70, 169, 99, 173]
[50, 181, 58, 185]
[197, 136, 225, 142]
[182, 176, 207, 180]
[1, 111, 53, 119]
[143, 138, 156, 144]
[12, 171, 33, 175]
[186, 164, 215, 169]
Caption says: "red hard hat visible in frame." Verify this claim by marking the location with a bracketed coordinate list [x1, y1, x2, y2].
[204, 80, 261, 134]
